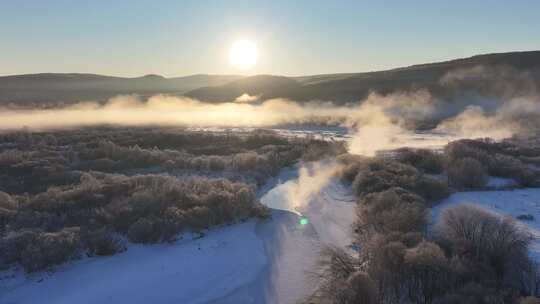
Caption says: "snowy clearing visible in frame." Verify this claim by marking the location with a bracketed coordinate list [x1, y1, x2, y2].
[0, 221, 266, 304]
[432, 188, 540, 263]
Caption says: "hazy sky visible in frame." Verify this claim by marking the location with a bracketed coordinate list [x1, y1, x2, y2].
[1, 0, 539, 77]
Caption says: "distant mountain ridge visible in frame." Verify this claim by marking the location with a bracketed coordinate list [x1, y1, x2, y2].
[0, 73, 243, 106]
[1, 50, 539, 106]
[187, 50, 540, 103]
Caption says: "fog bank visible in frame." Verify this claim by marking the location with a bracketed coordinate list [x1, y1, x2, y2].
[1, 87, 539, 156]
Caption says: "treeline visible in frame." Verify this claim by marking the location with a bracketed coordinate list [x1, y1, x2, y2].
[315, 137, 540, 303]
[0, 127, 346, 273]
[0, 127, 346, 194]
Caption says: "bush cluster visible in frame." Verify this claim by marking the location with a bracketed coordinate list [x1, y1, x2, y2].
[0, 127, 344, 195]
[1, 173, 267, 272]
[445, 138, 540, 188]
[0, 127, 346, 272]
[1, 227, 81, 272]
[318, 139, 540, 303]
[343, 158, 450, 204]
[447, 157, 488, 189]
[394, 148, 445, 174]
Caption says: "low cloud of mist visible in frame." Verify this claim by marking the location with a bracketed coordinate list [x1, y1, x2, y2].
[0, 92, 535, 155]
[0, 94, 353, 130]
[434, 95, 540, 139]
[435, 105, 514, 139]
[1, 65, 539, 156]
[346, 65, 540, 155]
[346, 99, 411, 156]
[440, 65, 539, 98]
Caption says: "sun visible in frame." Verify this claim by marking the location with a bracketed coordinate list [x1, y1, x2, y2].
[229, 40, 258, 70]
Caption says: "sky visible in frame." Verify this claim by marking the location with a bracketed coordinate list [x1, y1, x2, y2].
[1, 0, 539, 77]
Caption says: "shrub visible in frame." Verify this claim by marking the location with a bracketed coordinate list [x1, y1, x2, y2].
[403, 241, 450, 303]
[339, 271, 377, 304]
[0, 229, 38, 268]
[336, 154, 369, 180]
[488, 154, 538, 186]
[341, 162, 363, 183]
[433, 283, 506, 304]
[488, 153, 523, 176]
[382, 231, 424, 248]
[443, 139, 540, 188]
[352, 160, 419, 197]
[207, 155, 227, 171]
[302, 141, 347, 162]
[0, 150, 24, 167]
[412, 176, 451, 203]
[372, 240, 406, 271]
[355, 188, 427, 236]
[447, 157, 487, 189]
[127, 216, 177, 244]
[437, 205, 532, 283]
[395, 148, 446, 174]
[444, 140, 491, 164]
[84, 229, 126, 256]
[0, 191, 17, 210]
[405, 241, 447, 267]
[515, 168, 539, 187]
[183, 206, 214, 231]
[20, 228, 81, 272]
[318, 247, 360, 303]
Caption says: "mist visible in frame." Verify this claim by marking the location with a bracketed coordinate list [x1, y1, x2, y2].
[0, 94, 353, 130]
[260, 161, 343, 215]
[2, 71, 540, 156]
[286, 162, 344, 214]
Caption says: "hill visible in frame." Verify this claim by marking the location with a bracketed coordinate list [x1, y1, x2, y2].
[0, 73, 242, 106]
[187, 50, 540, 103]
[1, 51, 539, 106]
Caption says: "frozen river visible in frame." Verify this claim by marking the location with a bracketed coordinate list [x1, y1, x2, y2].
[0, 161, 356, 304]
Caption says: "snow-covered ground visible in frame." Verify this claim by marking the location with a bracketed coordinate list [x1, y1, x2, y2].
[432, 188, 540, 263]
[185, 126, 456, 149]
[0, 162, 356, 304]
[215, 210, 322, 304]
[0, 222, 267, 304]
[186, 126, 350, 142]
[487, 176, 518, 189]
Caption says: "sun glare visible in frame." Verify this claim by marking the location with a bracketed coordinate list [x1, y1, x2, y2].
[229, 40, 258, 70]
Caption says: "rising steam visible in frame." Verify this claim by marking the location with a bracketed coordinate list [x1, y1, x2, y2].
[286, 162, 344, 214]
[260, 161, 343, 215]
[1, 64, 539, 156]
